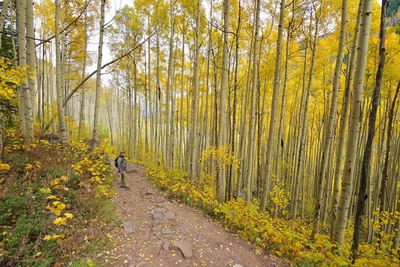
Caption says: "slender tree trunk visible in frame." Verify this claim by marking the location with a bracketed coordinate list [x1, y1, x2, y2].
[78, 0, 88, 141]
[311, 0, 348, 240]
[216, 0, 230, 202]
[245, 0, 261, 201]
[261, 0, 285, 211]
[16, 0, 34, 144]
[92, 0, 106, 144]
[189, 0, 201, 180]
[0, 0, 10, 50]
[351, 1, 389, 257]
[330, 0, 364, 237]
[333, 0, 373, 245]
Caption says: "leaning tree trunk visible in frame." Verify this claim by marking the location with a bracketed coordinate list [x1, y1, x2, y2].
[260, 0, 285, 212]
[92, 0, 106, 144]
[333, 0, 373, 245]
[311, 0, 348, 240]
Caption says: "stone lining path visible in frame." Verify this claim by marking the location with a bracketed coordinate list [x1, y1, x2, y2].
[104, 163, 284, 267]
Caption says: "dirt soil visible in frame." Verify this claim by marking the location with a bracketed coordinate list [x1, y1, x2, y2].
[103, 163, 285, 267]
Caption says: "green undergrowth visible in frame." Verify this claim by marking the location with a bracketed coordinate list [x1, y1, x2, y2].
[143, 163, 399, 267]
[0, 132, 116, 266]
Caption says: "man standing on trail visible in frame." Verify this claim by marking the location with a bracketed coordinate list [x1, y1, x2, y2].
[116, 151, 129, 190]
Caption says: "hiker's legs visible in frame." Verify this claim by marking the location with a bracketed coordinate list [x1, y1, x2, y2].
[120, 171, 127, 187]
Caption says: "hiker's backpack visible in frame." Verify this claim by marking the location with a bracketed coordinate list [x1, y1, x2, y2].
[114, 156, 121, 168]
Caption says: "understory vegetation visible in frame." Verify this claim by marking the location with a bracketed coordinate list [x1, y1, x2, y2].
[145, 163, 400, 266]
[0, 130, 116, 266]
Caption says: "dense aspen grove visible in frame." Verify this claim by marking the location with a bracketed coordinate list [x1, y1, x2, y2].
[1, 0, 400, 265]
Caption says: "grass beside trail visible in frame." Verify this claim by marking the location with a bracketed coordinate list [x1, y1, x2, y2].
[0, 138, 116, 266]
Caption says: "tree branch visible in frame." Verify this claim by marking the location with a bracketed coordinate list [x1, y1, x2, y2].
[41, 30, 158, 135]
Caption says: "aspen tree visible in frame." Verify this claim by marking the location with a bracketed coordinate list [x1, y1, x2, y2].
[166, 0, 175, 167]
[0, 0, 10, 49]
[245, 0, 261, 201]
[261, 0, 286, 212]
[189, 0, 201, 180]
[330, 0, 364, 237]
[16, 0, 34, 144]
[311, 0, 348, 239]
[351, 0, 388, 258]
[216, 0, 230, 202]
[333, 0, 373, 245]
[92, 0, 106, 144]
[55, 0, 67, 142]
[78, 0, 88, 140]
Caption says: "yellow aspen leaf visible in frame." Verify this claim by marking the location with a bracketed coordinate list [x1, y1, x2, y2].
[24, 163, 33, 170]
[39, 187, 52, 194]
[53, 217, 67, 226]
[64, 212, 74, 219]
[51, 179, 60, 186]
[0, 163, 11, 172]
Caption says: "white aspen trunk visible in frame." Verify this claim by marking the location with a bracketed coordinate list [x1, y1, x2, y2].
[311, 0, 348, 240]
[0, 0, 11, 50]
[245, 0, 261, 201]
[26, 0, 36, 123]
[333, 0, 373, 245]
[166, 0, 175, 167]
[92, 0, 105, 144]
[189, 0, 201, 180]
[216, 0, 230, 201]
[78, 0, 88, 141]
[55, 0, 67, 142]
[260, 0, 286, 212]
[330, 0, 364, 237]
[16, 0, 34, 144]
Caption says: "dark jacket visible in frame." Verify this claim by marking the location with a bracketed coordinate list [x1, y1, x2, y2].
[116, 156, 127, 172]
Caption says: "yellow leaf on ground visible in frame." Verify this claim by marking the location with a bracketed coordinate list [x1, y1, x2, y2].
[53, 217, 67, 226]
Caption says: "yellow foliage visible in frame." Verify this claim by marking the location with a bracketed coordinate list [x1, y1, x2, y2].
[64, 212, 74, 219]
[39, 187, 52, 194]
[201, 145, 240, 170]
[53, 217, 67, 226]
[0, 163, 11, 172]
[46, 201, 66, 216]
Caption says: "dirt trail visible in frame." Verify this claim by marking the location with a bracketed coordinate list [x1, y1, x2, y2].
[104, 163, 283, 267]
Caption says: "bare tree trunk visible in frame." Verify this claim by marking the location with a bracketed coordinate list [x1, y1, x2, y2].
[261, 0, 285, 212]
[216, 0, 230, 202]
[330, 0, 364, 237]
[311, 0, 348, 240]
[78, 0, 88, 141]
[92, 0, 105, 144]
[16, 0, 34, 144]
[333, 0, 373, 245]
[0, 0, 10, 49]
[352, 1, 389, 258]
[245, 0, 261, 201]
[189, 0, 201, 180]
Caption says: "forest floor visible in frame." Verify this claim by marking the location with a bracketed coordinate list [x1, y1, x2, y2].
[104, 163, 284, 267]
